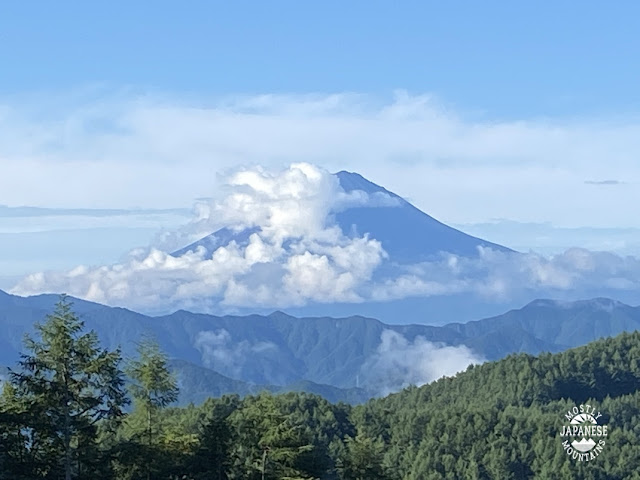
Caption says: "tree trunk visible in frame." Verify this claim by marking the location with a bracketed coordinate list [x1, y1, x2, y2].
[64, 431, 72, 480]
[147, 405, 152, 480]
[261, 448, 267, 480]
[63, 372, 72, 480]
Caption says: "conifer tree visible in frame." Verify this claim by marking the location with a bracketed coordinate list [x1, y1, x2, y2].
[126, 339, 179, 479]
[10, 295, 127, 480]
[337, 433, 389, 480]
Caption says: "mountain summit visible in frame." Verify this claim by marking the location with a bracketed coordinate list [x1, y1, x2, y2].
[173, 171, 512, 262]
[333, 171, 512, 262]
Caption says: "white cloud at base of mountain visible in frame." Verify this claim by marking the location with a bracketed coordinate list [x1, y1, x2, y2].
[6, 244, 640, 310]
[371, 247, 640, 301]
[361, 330, 485, 396]
[194, 329, 278, 379]
[10, 163, 640, 313]
[11, 164, 388, 310]
[12, 241, 640, 314]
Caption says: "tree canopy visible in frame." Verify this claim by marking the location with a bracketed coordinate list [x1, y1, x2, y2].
[1, 298, 639, 479]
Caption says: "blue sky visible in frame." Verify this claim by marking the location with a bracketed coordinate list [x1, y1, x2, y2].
[2, 1, 639, 117]
[2, 1, 640, 302]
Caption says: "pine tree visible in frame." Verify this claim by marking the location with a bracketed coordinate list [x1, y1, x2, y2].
[229, 393, 315, 480]
[126, 339, 179, 479]
[10, 295, 127, 480]
[192, 414, 233, 480]
[0, 382, 31, 479]
[337, 433, 389, 480]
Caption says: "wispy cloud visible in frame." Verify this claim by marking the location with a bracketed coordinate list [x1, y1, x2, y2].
[195, 329, 278, 380]
[361, 330, 484, 396]
[453, 220, 640, 256]
[0, 208, 190, 234]
[1, 90, 640, 228]
[0, 205, 190, 219]
[584, 180, 625, 186]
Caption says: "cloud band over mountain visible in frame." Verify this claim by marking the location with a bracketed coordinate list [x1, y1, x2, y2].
[10, 163, 640, 315]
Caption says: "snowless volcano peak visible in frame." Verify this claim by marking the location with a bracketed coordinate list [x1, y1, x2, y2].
[173, 170, 512, 262]
[334, 170, 400, 198]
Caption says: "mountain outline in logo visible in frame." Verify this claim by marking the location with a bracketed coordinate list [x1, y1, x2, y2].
[560, 404, 608, 461]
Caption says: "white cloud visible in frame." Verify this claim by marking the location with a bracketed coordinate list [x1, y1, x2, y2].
[10, 161, 640, 313]
[11, 164, 387, 311]
[1, 90, 640, 230]
[371, 247, 640, 302]
[156, 162, 392, 252]
[361, 330, 485, 396]
[194, 329, 278, 379]
[453, 220, 640, 257]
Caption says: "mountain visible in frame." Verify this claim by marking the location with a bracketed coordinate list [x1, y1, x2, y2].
[332, 171, 512, 261]
[173, 171, 512, 262]
[1, 290, 639, 400]
[170, 170, 524, 324]
[168, 359, 371, 405]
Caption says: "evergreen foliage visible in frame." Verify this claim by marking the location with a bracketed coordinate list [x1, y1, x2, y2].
[1, 296, 127, 480]
[1, 298, 639, 479]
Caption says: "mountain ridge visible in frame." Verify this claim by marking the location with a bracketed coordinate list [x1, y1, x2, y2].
[2, 289, 639, 402]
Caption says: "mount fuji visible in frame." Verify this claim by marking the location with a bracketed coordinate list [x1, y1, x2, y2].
[169, 171, 519, 324]
[173, 171, 513, 262]
[12, 168, 638, 324]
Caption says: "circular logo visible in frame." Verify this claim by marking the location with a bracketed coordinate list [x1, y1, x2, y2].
[560, 404, 608, 461]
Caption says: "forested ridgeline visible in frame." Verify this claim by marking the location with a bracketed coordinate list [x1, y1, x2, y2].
[1, 297, 639, 479]
[354, 329, 640, 479]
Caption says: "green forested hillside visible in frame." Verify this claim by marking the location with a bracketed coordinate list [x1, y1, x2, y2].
[1, 300, 639, 479]
[353, 330, 640, 479]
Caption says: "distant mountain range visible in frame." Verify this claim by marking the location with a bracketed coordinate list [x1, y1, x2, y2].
[1, 290, 638, 403]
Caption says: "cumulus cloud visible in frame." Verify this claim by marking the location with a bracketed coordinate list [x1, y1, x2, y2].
[155, 162, 395, 252]
[11, 164, 387, 311]
[194, 329, 277, 379]
[11, 244, 640, 314]
[361, 330, 485, 396]
[10, 161, 640, 313]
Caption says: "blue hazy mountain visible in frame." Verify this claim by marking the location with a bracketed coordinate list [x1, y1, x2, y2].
[332, 171, 512, 261]
[170, 171, 520, 324]
[2, 290, 639, 401]
[173, 171, 512, 261]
